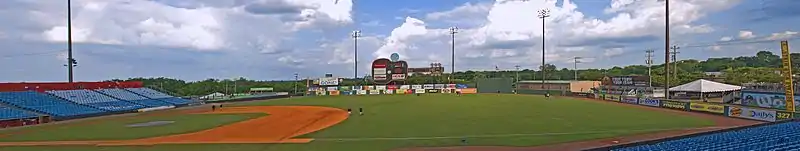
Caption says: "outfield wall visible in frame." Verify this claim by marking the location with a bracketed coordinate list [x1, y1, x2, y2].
[307, 84, 476, 96]
[595, 95, 798, 122]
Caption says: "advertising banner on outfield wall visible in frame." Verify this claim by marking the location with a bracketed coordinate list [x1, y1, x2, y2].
[442, 89, 452, 93]
[358, 90, 367, 95]
[329, 91, 340, 96]
[396, 89, 406, 94]
[639, 98, 661, 107]
[434, 84, 445, 89]
[622, 97, 638, 104]
[369, 90, 380, 95]
[661, 100, 689, 110]
[415, 89, 426, 94]
[401, 85, 411, 89]
[728, 106, 776, 122]
[740, 92, 800, 111]
[385, 89, 394, 94]
[458, 88, 478, 94]
[339, 86, 351, 91]
[327, 87, 338, 91]
[447, 84, 456, 89]
[423, 84, 434, 89]
[777, 111, 795, 121]
[387, 85, 398, 90]
[412, 85, 422, 89]
[426, 89, 441, 93]
[689, 102, 726, 114]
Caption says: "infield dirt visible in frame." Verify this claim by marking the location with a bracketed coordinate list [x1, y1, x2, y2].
[0, 106, 349, 146]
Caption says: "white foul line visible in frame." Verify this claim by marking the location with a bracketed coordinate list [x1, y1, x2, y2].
[312, 126, 730, 142]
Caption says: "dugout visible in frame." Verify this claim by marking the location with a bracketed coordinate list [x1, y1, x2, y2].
[476, 78, 513, 93]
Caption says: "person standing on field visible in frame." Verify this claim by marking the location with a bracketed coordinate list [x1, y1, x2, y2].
[359, 108, 363, 115]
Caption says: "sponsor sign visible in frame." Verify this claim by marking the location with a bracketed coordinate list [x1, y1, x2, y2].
[319, 77, 340, 86]
[373, 68, 387, 75]
[387, 85, 398, 90]
[415, 89, 426, 94]
[369, 90, 380, 95]
[622, 97, 638, 104]
[781, 40, 795, 112]
[604, 76, 649, 86]
[423, 84, 434, 89]
[326, 87, 338, 91]
[411, 85, 423, 89]
[400, 85, 411, 89]
[405, 89, 414, 94]
[434, 84, 445, 89]
[777, 111, 795, 121]
[339, 86, 351, 91]
[728, 106, 776, 122]
[351, 86, 361, 90]
[661, 100, 689, 110]
[391, 74, 406, 80]
[426, 89, 441, 93]
[385, 89, 394, 94]
[447, 84, 456, 89]
[358, 90, 367, 95]
[329, 90, 340, 96]
[316, 91, 326, 96]
[639, 98, 661, 107]
[396, 89, 406, 94]
[740, 92, 800, 111]
[456, 84, 468, 89]
[366, 86, 375, 90]
[442, 89, 452, 93]
[689, 102, 726, 114]
[376, 85, 387, 90]
[459, 88, 478, 94]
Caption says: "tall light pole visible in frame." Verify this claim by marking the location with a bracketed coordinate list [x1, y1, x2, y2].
[574, 57, 582, 81]
[515, 65, 521, 82]
[449, 27, 458, 84]
[67, 0, 75, 83]
[538, 9, 550, 90]
[294, 73, 299, 95]
[352, 30, 361, 79]
[660, 0, 671, 99]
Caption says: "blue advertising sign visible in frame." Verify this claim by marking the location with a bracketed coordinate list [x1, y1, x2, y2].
[638, 98, 661, 107]
[456, 84, 468, 89]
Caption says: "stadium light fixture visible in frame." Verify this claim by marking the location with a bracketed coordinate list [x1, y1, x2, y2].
[352, 30, 361, 79]
[538, 9, 550, 90]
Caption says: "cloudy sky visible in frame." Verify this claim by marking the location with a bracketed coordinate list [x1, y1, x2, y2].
[0, 0, 798, 82]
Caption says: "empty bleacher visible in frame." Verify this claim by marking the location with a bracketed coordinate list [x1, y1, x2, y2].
[47, 90, 144, 112]
[125, 88, 190, 106]
[612, 121, 800, 151]
[0, 106, 38, 121]
[0, 91, 105, 119]
[95, 89, 173, 107]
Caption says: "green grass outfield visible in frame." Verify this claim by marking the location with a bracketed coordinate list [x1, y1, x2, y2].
[0, 94, 714, 151]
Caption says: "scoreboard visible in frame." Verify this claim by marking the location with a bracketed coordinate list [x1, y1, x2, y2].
[372, 58, 408, 84]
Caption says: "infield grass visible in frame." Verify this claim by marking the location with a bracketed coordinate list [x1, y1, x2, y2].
[0, 94, 714, 151]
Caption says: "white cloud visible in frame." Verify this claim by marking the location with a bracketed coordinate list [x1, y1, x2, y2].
[425, 2, 491, 26]
[719, 36, 733, 41]
[604, 48, 624, 57]
[738, 30, 755, 39]
[767, 31, 798, 40]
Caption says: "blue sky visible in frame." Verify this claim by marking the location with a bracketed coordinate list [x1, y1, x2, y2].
[0, 0, 798, 82]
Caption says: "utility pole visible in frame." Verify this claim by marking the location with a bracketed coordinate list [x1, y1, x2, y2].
[538, 9, 550, 90]
[670, 46, 680, 79]
[574, 57, 582, 81]
[67, 0, 75, 83]
[449, 26, 458, 84]
[352, 30, 361, 79]
[294, 73, 299, 95]
[645, 49, 654, 88]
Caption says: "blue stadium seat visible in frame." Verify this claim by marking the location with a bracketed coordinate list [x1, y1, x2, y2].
[0, 106, 38, 120]
[125, 88, 190, 106]
[613, 121, 800, 151]
[0, 91, 106, 119]
[47, 90, 145, 112]
[95, 89, 172, 107]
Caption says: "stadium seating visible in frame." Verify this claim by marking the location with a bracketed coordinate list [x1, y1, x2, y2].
[0, 91, 106, 119]
[47, 90, 144, 112]
[0, 106, 38, 120]
[613, 121, 800, 151]
[95, 89, 172, 107]
[125, 88, 191, 106]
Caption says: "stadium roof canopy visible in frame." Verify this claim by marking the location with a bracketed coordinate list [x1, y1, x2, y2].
[669, 79, 742, 93]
